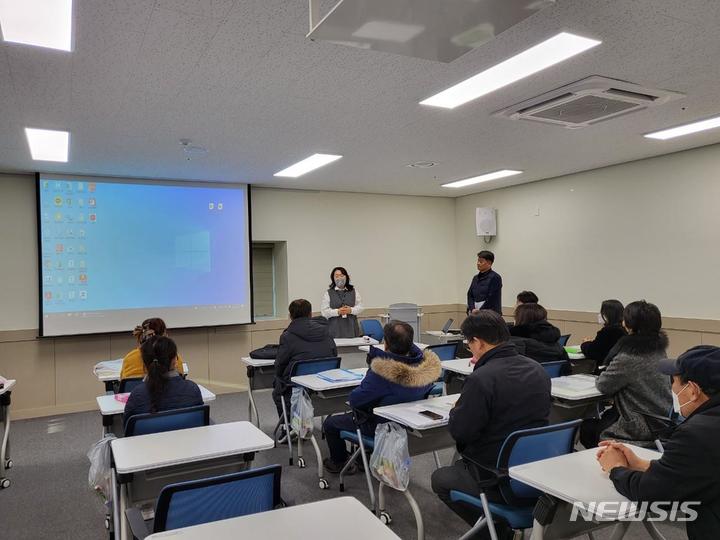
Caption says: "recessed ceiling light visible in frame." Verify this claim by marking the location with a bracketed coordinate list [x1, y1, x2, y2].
[406, 161, 437, 168]
[644, 114, 720, 140]
[25, 128, 69, 162]
[0, 0, 73, 51]
[420, 32, 601, 109]
[274, 153, 342, 178]
[442, 169, 522, 188]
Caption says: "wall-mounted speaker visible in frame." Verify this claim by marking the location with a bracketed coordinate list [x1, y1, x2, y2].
[476, 207, 497, 236]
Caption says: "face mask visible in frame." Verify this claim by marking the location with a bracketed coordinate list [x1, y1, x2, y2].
[335, 277, 346, 288]
[597, 313, 605, 325]
[672, 383, 693, 415]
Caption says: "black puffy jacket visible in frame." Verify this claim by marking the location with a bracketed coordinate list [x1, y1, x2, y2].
[274, 316, 337, 382]
[509, 320, 569, 363]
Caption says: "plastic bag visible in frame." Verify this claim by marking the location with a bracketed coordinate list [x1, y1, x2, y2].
[290, 387, 314, 438]
[87, 434, 116, 502]
[369, 422, 411, 491]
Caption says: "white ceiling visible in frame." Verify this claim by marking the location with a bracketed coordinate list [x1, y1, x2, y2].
[1, 0, 720, 197]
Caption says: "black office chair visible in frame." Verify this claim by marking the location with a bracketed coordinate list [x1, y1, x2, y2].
[118, 377, 144, 394]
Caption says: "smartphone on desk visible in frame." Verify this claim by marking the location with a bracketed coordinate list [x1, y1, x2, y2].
[419, 410, 444, 421]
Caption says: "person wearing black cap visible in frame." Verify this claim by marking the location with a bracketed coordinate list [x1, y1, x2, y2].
[596, 345, 720, 539]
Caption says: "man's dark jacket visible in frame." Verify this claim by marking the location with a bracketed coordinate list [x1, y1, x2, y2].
[449, 343, 551, 466]
[274, 316, 337, 383]
[610, 395, 720, 540]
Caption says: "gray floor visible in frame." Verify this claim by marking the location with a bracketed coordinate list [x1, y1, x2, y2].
[0, 388, 688, 540]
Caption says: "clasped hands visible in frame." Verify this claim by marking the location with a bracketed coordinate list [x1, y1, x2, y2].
[596, 440, 651, 473]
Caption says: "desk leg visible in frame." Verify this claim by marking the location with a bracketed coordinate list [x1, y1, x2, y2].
[1, 400, 11, 481]
[529, 519, 545, 540]
[403, 488, 424, 540]
[641, 520, 667, 540]
[118, 482, 129, 540]
[309, 433, 326, 487]
[247, 375, 260, 429]
[111, 467, 120, 539]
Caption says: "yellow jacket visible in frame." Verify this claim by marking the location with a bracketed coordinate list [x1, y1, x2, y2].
[120, 348, 185, 380]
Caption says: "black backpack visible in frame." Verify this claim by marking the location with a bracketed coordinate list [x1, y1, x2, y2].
[249, 344, 279, 360]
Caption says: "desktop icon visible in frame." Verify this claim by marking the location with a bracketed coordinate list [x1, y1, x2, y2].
[65, 198, 72, 207]
[78, 229, 86, 238]
[55, 243, 64, 253]
[44, 291, 52, 301]
[89, 213, 96, 222]
[54, 196, 63, 206]
[209, 203, 214, 210]
[77, 182, 85, 192]
[68, 260, 75, 269]
[88, 183, 96, 192]
[42, 181, 50, 190]
[217, 202, 223, 210]
[68, 275, 75, 284]
[78, 198, 84, 207]
[79, 260, 86, 269]
[88, 197, 96, 207]
[77, 214, 85, 223]
[79, 290, 87, 300]
[68, 291, 75, 300]
[54, 212, 63, 222]
[79, 274, 87, 283]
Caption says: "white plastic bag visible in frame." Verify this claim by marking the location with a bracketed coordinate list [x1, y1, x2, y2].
[290, 387, 314, 438]
[87, 434, 116, 502]
[370, 422, 411, 491]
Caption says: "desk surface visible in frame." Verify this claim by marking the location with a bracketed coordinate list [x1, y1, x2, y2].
[425, 330, 464, 339]
[551, 374, 603, 400]
[0, 378, 16, 396]
[94, 359, 190, 382]
[565, 345, 585, 361]
[441, 358, 473, 376]
[145, 496, 401, 540]
[291, 368, 367, 391]
[510, 445, 661, 520]
[335, 337, 380, 348]
[240, 356, 275, 368]
[96, 384, 216, 416]
[374, 394, 460, 430]
[358, 342, 429, 353]
[111, 421, 274, 474]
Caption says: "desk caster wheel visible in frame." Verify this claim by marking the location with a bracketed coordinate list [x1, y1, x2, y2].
[0, 478, 10, 489]
[104, 517, 111, 530]
[379, 511, 392, 525]
[318, 478, 329, 489]
[5, 459, 12, 470]
[297, 457, 306, 468]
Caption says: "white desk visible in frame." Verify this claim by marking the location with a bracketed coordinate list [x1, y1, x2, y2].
[290, 367, 367, 392]
[96, 384, 216, 417]
[93, 359, 190, 389]
[551, 374, 603, 401]
[240, 356, 275, 428]
[334, 337, 379, 348]
[358, 342, 429, 353]
[510, 445, 662, 539]
[112, 421, 274, 540]
[144, 496, 401, 540]
[0, 378, 16, 489]
[441, 358, 473, 377]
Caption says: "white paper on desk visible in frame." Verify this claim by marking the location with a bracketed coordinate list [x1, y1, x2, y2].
[93, 359, 123, 374]
[316, 369, 364, 383]
[552, 375, 597, 391]
[474, 301, 485, 310]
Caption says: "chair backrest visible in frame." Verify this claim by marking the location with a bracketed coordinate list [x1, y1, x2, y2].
[124, 404, 210, 437]
[542, 360, 569, 378]
[360, 319, 384, 342]
[496, 419, 581, 505]
[289, 357, 341, 378]
[118, 377, 143, 394]
[558, 334, 571, 347]
[426, 342, 459, 360]
[154, 464, 283, 532]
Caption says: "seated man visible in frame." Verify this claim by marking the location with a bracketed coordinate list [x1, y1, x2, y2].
[272, 299, 337, 420]
[432, 310, 551, 538]
[322, 321, 441, 474]
[597, 345, 720, 540]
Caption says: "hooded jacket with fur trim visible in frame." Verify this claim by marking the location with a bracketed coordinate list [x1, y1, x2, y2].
[596, 332, 673, 447]
[349, 344, 442, 412]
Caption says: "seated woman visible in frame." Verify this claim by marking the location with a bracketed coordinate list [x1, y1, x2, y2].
[123, 335, 202, 426]
[580, 300, 672, 449]
[581, 299, 627, 370]
[509, 303, 568, 363]
[120, 318, 185, 380]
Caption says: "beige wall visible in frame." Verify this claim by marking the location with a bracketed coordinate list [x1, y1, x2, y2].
[455, 144, 720, 320]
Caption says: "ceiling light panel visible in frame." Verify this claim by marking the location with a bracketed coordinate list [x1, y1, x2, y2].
[274, 154, 343, 178]
[442, 169, 522, 188]
[644, 115, 720, 140]
[421, 32, 601, 109]
[25, 128, 70, 162]
[0, 0, 73, 51]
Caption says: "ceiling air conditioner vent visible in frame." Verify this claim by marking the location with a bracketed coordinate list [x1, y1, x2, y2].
[494, 76, 684, 129]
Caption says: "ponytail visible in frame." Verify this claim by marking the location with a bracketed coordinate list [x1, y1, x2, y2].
[140, 336, 177, 413]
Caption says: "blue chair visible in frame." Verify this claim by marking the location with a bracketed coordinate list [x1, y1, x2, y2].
[118, 377, 144, 394]
[279, 357, 341, 471]
[360, 319, 384, 342]
[450, 420, 581, 540]
[558, 334, 571, 347]
[425, 343, 459, 396]
[338, 407, 377, 510]
[541, 360, 570, 378]
[124, 405, 210, 437]
[125, 465, 285, 539]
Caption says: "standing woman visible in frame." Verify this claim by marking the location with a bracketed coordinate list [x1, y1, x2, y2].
[321, 266, 364, 338]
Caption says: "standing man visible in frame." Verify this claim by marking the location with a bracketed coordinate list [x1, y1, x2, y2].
[466, 250, 502, 315]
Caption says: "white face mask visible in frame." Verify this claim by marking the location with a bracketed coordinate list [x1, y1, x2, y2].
[335, 277, 346, 289]
[597, 313, 605, 325]
[672, 383, 693, 415]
